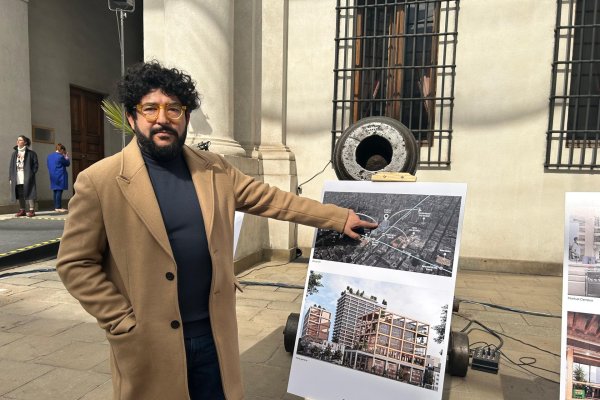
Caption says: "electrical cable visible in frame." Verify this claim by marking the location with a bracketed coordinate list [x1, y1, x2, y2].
[0, 268, 56, 279]
[454, 313, 561, 384]
[468, 341, 491, 349]
[500, 352, 560, 385]
[237, 281, 303, 289]
[297, 161, 331, 194]
[495, 331, 561, 358]
[456, 314, 504, 350]
[504, 356, 560, 376]
[235, 252, 303, 279]
[456, 298, 561, 318]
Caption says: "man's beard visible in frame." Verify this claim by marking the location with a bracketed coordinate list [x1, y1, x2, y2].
[135, 123, 187, 162]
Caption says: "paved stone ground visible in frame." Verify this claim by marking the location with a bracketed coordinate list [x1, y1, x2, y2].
[0, 259, 562, 399]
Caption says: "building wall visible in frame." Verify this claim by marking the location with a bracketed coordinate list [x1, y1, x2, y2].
[0, 0, 143, 212]
[285, 0, 592, 273]
[0, 0, 32, 209]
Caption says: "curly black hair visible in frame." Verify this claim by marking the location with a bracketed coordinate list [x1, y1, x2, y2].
[117, 60, 200, 115]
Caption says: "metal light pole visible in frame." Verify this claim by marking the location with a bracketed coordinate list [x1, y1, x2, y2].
[107, 0, 135, 148]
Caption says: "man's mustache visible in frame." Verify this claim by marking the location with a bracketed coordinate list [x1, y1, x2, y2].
[150, 125, 178, 136]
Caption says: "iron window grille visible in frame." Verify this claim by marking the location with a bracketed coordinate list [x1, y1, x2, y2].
[332, 0, 459, 168]
[546, 0, 600, 171]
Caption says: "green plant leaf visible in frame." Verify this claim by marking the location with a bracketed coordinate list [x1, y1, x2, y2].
[101, 99, 134, 136]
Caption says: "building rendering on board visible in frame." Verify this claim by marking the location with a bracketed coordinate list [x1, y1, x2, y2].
[343, 310, 431, 386]
[332, 287, 386, 347]
[301, 305, 332, 342]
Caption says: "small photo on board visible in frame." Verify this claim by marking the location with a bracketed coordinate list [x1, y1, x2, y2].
[289, 270, 450, 399]
[566, 206, 600, 298]
[313, 191, 463, 277]
[563, 312, 600, 399]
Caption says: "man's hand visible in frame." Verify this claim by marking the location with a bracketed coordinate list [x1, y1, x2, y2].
[343, 210, 378, 240]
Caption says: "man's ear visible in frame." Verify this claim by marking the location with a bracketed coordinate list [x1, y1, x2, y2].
[126, 113, 136, 131]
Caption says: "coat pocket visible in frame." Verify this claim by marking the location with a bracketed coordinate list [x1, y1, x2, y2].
[108, 312, 137, 336]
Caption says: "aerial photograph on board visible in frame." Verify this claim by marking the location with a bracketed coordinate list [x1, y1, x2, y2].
[313, 192, 462, 277]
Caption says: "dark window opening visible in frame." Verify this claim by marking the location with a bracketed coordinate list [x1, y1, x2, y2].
[332, 0, 459, 168]
[546, 0, 600, 171]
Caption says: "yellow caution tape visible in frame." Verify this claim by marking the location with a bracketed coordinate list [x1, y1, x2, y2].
[0, 237, 62, 258]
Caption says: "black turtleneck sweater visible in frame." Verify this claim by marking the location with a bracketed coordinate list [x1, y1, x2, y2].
[142, 151, 212, 338]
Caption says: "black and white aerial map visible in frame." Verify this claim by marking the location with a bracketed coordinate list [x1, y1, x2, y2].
[313, 191, 463, 277]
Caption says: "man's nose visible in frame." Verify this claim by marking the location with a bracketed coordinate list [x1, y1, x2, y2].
[155, 107, 170, 124]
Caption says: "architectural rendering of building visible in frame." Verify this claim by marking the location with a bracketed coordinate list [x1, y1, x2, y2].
[332, 288, 385, 347]
[301, 305, 331, 342]
[344, 310, 430, 386]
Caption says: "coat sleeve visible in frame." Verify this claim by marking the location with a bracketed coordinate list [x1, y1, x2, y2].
[62, 156, 71, 167]
[31, 151, 38, 174]
[224, 159, 349, 233]
[56, 171, 136, 335]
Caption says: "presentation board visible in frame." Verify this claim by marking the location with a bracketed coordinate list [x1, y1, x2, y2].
[560, 193, 600, 400]
[287, 180, 467, 400]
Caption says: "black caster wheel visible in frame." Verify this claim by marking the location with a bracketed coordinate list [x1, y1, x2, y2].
[283, 312, 300, 353]
[447, 330, 469, 377]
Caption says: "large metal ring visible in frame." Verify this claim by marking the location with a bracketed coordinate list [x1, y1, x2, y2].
[333, 116, 418, 181]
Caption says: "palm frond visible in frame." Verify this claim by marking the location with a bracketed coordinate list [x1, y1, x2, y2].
[101, 99, 134, 136]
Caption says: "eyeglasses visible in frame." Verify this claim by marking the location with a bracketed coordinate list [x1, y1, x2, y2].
[135, 102, 187, 122]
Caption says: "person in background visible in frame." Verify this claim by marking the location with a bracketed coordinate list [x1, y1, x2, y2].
[47, 143, 70, 212]
[9, 135, 38, 217]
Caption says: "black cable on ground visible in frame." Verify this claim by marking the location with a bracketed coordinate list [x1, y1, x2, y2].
[457, 313, 505, 351]
[0, 268, 56, 279]
[500, 352, 560, 385]
[236, 251, 303, 279]
[456, 298, 561, 318]
[495, 331, 561, 358]
[237, 281, 304, 289]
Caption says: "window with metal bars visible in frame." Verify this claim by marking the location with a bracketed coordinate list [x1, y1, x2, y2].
[546, 0, 600, 171]
[332, 0, 459, 167]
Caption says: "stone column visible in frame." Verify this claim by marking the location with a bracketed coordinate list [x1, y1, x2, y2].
[0, 0, 31, 211]
[257, 0, 299, 260]
[144, 0, 245, 156]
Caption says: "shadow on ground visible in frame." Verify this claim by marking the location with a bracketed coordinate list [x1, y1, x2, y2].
[241, 326, 302, 400]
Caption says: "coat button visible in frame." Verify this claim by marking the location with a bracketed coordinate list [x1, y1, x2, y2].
[171, 320, 180, 329]
[165, 272, 175, 281]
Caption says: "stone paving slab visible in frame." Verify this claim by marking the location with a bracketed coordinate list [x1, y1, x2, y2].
[3, 367, 109, 400]
[0, 259, 564, 399]
[0, 360, 53, 397]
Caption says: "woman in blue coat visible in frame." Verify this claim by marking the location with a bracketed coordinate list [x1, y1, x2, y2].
[47, 143, 70, 212]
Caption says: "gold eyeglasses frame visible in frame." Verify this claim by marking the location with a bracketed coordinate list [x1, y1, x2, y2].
[135, 102, 188, 122]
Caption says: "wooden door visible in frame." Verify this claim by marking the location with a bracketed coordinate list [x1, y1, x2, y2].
[70, 86, 105, 183]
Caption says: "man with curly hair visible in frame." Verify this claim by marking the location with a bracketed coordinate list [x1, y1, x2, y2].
[56, 61, 376, 400]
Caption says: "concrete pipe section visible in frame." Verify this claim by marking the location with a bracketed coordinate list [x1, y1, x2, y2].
[333, 116, 418, 181]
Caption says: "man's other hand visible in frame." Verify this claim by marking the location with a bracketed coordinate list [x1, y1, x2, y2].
[343, 210, 378, 240]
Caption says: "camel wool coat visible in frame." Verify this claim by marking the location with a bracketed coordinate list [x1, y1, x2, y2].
[56, 139, 348, 400]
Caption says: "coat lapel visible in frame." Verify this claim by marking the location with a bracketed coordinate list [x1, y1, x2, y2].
[183, 146, 215, 244]
[116, 140, 174, 261]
